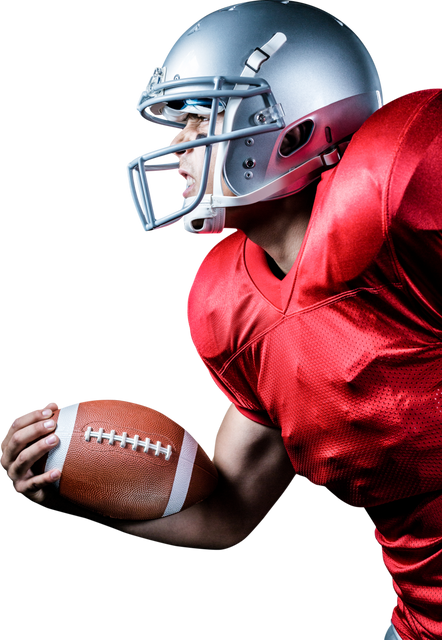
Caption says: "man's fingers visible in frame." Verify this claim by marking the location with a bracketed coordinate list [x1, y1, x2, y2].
[12, 430, 59, 480]
[14, 468, 61, 504]
[2, 403, 58, 454]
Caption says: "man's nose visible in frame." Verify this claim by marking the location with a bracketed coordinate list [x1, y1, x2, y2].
[171, 124, 194, 156]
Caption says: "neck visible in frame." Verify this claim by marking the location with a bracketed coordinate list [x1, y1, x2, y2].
[226, 181, 318, 275]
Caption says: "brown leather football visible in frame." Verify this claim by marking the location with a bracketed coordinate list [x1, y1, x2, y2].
[35, 400, 218, 519]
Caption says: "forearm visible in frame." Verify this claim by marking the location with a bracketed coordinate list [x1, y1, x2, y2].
[107, 480, 248, 550]
[40, 484, 238, 549]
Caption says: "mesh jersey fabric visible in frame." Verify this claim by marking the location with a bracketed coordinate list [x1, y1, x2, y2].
[188, 90, 442, 640]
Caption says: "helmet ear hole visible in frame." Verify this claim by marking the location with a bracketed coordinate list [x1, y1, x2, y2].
[189, 218, 205, 231]
[279, 120, 314, 157]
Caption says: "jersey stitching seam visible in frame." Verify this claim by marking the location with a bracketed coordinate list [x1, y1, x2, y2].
[217, 283, 396, 376]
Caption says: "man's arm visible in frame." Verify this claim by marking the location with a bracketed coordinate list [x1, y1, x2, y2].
[2, 403, 295, 550]
[111, 403, 295, 548]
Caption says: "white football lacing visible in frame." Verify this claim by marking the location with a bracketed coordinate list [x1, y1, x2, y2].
[84, 427, 172, 460]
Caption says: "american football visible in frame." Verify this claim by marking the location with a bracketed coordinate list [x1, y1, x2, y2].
[34, 400, 218, 519]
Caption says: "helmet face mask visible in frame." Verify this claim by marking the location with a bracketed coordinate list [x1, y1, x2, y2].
[128, 74, 286, 231]
[128, 1, 382, 234]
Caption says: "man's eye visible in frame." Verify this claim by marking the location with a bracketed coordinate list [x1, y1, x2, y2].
[196, 133, 207, 140]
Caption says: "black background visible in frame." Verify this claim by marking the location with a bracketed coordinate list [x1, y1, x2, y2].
[0, 0, 440, 640]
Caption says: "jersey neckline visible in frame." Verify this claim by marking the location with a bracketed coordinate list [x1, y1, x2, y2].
[242, 173, 331, 312]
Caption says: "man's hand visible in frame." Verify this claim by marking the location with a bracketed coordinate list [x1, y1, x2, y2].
[1, 403, 61, 506]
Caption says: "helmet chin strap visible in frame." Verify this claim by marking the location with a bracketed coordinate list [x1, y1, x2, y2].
[183, 32, 287, 234]
[183, 195, 226, 233]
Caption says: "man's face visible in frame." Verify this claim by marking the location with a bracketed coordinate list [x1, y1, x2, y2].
[171, 113, 234, 198]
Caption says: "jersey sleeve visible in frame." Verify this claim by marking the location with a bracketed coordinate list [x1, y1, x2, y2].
[188, 231, 277, 427]
[340, 89, 442, 333]
[389, 122, 442, 331]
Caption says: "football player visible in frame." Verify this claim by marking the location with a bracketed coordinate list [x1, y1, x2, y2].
[2, 2, 442, 639]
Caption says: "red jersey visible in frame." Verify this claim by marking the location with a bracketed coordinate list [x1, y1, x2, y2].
[188, 90, 442, 639]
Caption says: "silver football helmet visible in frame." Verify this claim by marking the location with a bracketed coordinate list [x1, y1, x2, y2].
[128, 0, 382, 233]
